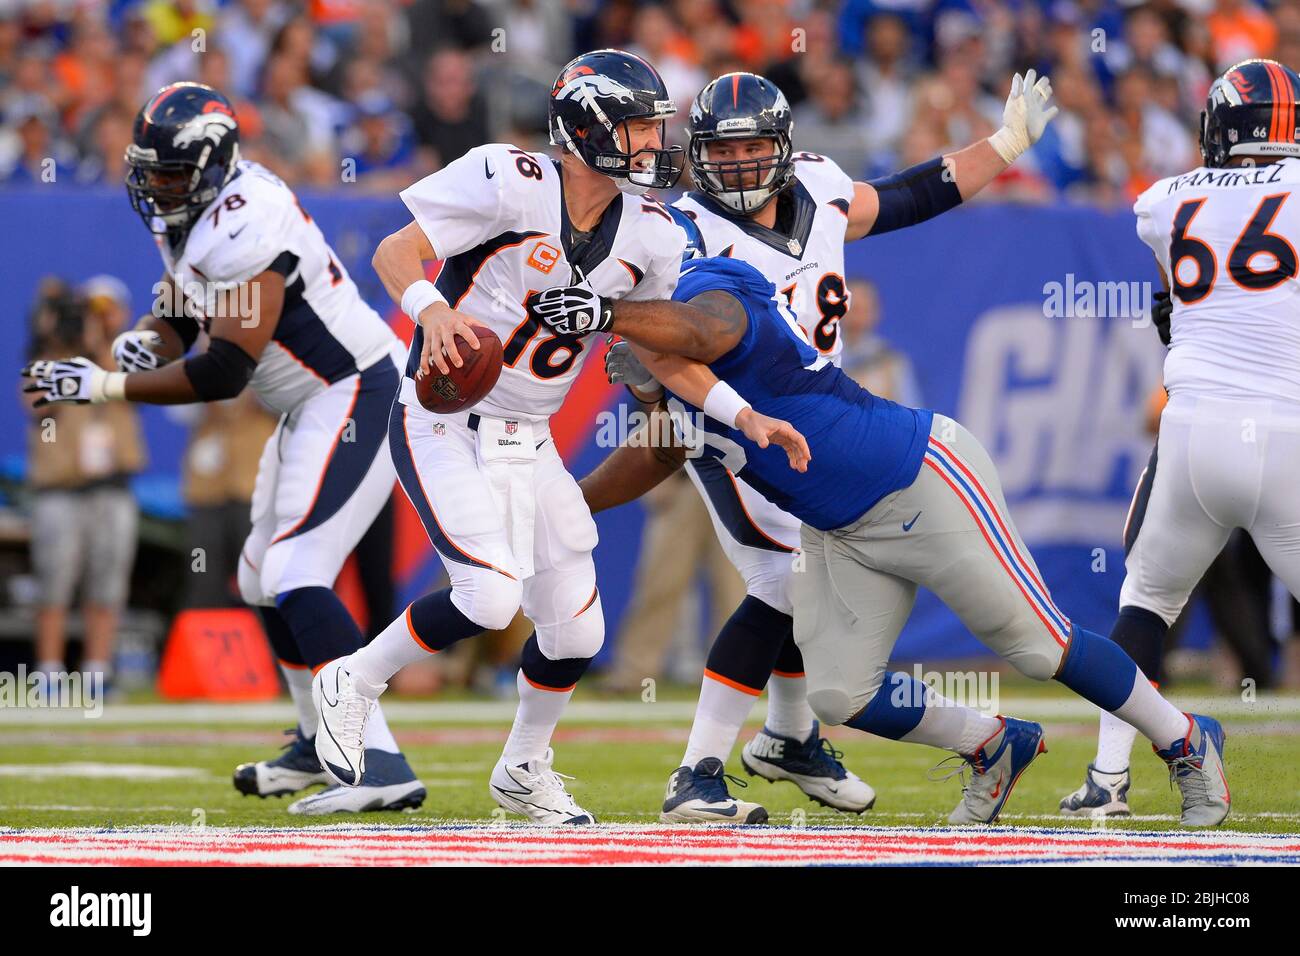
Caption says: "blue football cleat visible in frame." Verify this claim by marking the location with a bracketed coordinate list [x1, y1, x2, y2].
[1154, 713, 1229, 827]
[661, 757, 768, 824]
[288, 749, 426, 815]
[233, 727, 330, 798]
[936, 716, 1046, 824]
[1059, 763, 1131, 818]
[741, 722, 875, 812]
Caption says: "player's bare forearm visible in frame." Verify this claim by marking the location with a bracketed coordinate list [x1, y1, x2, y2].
[578, 422, 686, 514]
[122, 360, 202, 404]
[944, 139, 1009, 201]
[630, 348, 811, 472]
[610, 291, 747, 363]
[632, 348, 720, 409]
[373, 220, 438, 306]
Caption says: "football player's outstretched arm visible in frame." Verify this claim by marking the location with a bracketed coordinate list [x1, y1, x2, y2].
[122, 268, 284, 404]
[373, 220, 480, 376]
[610, 290, 748, 363]
[579, 404, 689, 514]
[846, 70, 1059, 241]
[636, 350, 810, 473]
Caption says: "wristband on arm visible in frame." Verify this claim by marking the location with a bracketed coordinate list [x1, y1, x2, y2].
[401, 279, 446, 324]
[703, 380, 751, 429]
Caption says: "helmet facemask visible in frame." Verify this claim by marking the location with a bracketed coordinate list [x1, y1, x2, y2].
[689, 131, 793, 214]
[125, 141, 239, 240]
[550, 79, 683, 192]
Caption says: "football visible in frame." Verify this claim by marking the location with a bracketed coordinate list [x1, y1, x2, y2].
[414, 324, 503, 414]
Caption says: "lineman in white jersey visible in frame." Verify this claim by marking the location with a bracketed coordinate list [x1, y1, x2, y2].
[580, 70, 1064, 820]
[312, 51, 802, 824]
[1063, 58, 1300, 817]
[21, 83, 423, 815]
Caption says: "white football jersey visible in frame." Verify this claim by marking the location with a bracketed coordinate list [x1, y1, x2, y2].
[673, 152, 854, 364]
[399, 143, 688, 420]
[1135, 158, 1300, 406]
[159, 160, 400, 415]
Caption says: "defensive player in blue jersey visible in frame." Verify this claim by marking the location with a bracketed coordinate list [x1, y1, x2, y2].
[529, 255, 1230, 826]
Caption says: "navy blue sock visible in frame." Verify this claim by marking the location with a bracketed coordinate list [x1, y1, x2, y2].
[520, 633, 592, 692]
[705, 595, 791, 693]
[406, 588, 483, 652]
[1054, 626, 1139, 712]
[258, 606, 303, 667]
[276, 586, 363, 670]
[1108, 605, 1169, 684]
[844, 671, 927, 739]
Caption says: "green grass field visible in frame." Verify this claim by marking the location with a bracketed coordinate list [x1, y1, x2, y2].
[2, 682, 1297, 834]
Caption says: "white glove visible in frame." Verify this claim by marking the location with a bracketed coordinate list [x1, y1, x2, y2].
[21, 357, 123, 406]
[526, 283, 613, 337]
[989, 69, 1059, 164]
[112, 329, 166, 373]
[605, 340, 658, 390]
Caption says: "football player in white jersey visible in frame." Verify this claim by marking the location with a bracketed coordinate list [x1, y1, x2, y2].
[575, 69, 1066, 821]
[22, 83, 424, 816]
[1062, 58, 1300, 818]
[309, 50, 808, 824]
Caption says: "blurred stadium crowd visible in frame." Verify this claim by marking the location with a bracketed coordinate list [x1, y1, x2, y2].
[0, 0, 1292, 203]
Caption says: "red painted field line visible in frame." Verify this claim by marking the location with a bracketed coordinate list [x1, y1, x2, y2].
[8, 832, 1295, 857]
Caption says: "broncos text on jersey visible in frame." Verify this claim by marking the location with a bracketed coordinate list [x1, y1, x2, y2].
[673, 152, 854, 363]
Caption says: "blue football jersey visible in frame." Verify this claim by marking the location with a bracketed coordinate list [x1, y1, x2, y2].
[665, 256, 933, 531]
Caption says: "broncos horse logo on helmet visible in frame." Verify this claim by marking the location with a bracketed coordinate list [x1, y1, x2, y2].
[548, 49, 683, 194]
[687, 72, 796, 215]
[125, 82, 241, 244]
[1200, 59, 1300, 168]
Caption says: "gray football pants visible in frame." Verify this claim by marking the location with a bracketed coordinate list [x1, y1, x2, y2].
[792, 415, 1074, 726]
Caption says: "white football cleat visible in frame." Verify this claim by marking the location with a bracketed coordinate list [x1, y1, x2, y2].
[233, 727, 330, 798]
[1059, 763, 1132, 818]
[288, 750, 426, 815]
[489, 748, 596, 825]
[312, 657, 381, 787]
[660, 758, 768, 824]
[741, 722, 876, 813]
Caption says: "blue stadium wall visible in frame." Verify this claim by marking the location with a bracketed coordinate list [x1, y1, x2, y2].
[4, 186, 1182, 662]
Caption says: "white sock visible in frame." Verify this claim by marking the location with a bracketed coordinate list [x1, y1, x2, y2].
[681, 673, 760, 768]
[1096, 708, 1139, 773]
[1111, 671, 1190, 752]
[35, 659, 64, 676]
[280, 664, 318, 739]
[766, 672, 815, 740]
[350, 609, 434, 688]
[899, 683, 1004, 754]
[502, 670, 572, 765]
[363, 702, 400, 754]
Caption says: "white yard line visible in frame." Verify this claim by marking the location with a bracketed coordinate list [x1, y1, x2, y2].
[2, 695, 1298, 726]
